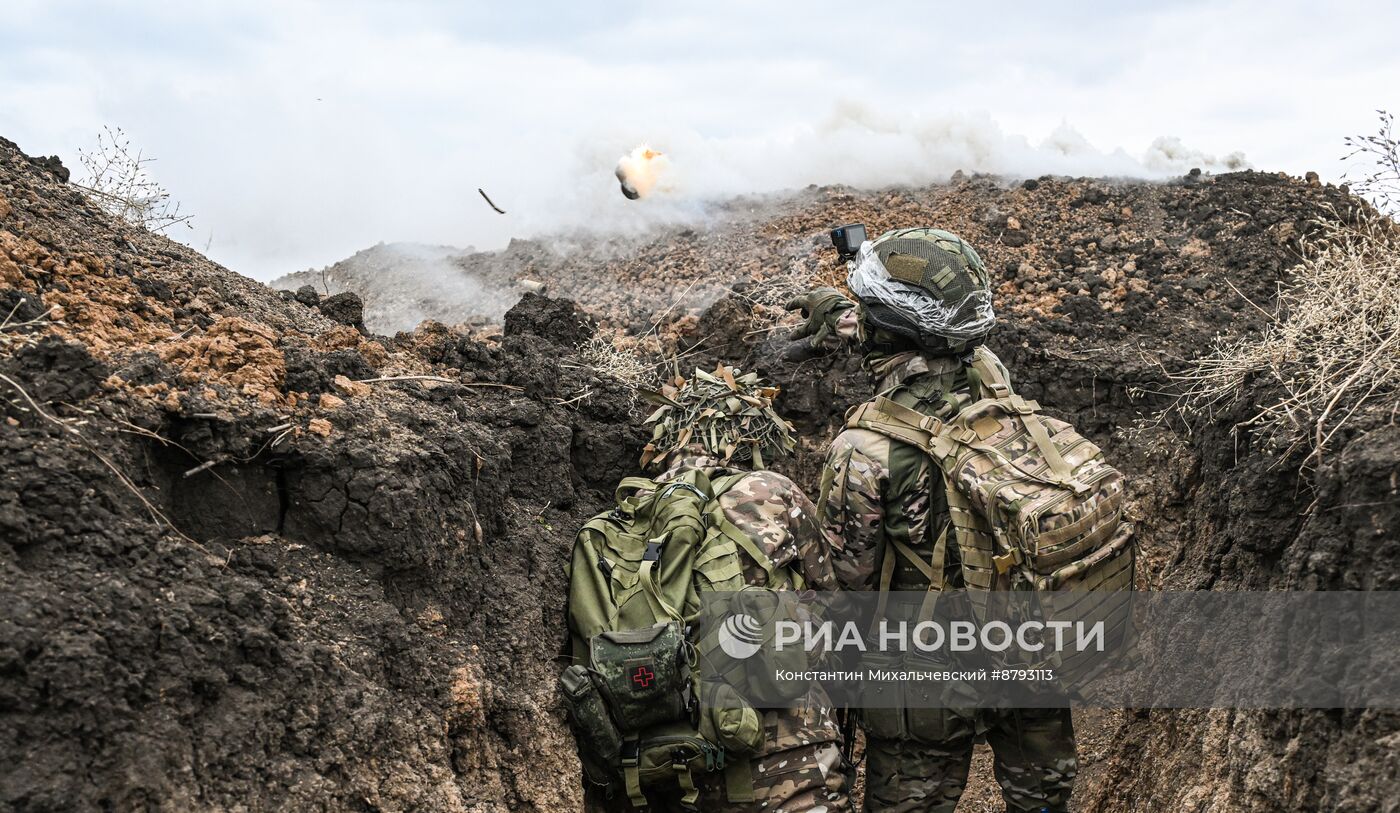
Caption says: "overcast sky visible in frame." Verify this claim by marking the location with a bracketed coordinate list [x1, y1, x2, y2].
[2, 0, 1396, 281]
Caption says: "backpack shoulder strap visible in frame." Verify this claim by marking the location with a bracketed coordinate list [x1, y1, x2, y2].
[708, 472, 747, 498]
[614, 476, 661, 513]
[705, 509, 788, 589]
[965, 346, 1013, 400]
[844, 396, 960, 607]
[845, 395, 957, 462]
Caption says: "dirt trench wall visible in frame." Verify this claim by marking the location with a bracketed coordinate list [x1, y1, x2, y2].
[1, 293, 646, 812]
[0, 129, 645, 812]
[0, 133, 635, 811]
[1073, 399, 1400, 813]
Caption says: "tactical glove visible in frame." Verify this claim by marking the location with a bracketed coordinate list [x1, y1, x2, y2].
[784, 287, 855, 348]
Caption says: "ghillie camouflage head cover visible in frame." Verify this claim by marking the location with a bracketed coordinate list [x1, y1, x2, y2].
[639, 365, 795, 470]
[848, 227, 996, 353]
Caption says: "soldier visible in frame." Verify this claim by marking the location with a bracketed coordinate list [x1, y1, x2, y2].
[788, 229, 1077, 813]
[641, 366, 851, 813]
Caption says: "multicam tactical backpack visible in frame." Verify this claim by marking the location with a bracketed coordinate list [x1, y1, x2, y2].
[845, 346, 1135, 595]
[562, 468, 807, 810]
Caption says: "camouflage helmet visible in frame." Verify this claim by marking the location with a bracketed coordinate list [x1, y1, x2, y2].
[639, 365, 795, 471]
[847, 227, 996, 352]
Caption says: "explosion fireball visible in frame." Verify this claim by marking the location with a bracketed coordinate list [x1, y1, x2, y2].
[614, 145, 668, 200]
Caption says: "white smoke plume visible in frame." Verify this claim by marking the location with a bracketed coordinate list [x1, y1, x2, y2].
[273, 104, 1258, 288]
[1141, 136, 1250, 174]
[272, 243, 518, 334]
[645, 103, 1251, 197]
[512, 103, 1253, 243]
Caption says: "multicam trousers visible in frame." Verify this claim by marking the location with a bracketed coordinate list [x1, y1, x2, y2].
[864, 707, 1076, 813]
[702, 741, 850, 813]
[643, 743, 851, 813]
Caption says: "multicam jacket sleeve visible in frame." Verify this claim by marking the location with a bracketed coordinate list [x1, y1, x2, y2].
[715, 470, 842, 591]
[819, 427, 944, 592]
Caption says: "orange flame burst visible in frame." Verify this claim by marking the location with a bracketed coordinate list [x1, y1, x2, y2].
[614, 145, 669, 200]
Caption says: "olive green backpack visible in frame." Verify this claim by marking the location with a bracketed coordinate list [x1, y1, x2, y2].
[562, 468, 807, 810]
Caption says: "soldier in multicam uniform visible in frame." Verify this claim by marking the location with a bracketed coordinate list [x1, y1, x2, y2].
[642, 367, 851, 813]
[787, 228, 1077, 813]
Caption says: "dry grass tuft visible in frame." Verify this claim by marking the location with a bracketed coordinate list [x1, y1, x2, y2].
[1172, 212, 1400, 464]
[76, 126, 193, 234]
[1344, 110, 1400, 217]
[738, 261, 815, 311]
[731, 258, 843, 338]
[578, 328, 657, 390]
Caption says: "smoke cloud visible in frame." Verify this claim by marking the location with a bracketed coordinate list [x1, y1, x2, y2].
[7, 1, 1389, 282]
[508, 103, 1253, 244]
[273, 243, 518, 334]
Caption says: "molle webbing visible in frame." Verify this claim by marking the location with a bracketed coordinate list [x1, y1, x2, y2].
[724, 759, 755, 803]
[623, 749, 645, 807]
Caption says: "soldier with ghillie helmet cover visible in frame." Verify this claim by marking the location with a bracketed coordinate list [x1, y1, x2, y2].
[788, 228, 1078, 813]
[634, 365, 851, 813]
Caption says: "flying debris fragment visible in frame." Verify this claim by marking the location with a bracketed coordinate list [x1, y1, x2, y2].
[616, 171, 640, 200]
[614, 146, 668, 200]
[478, 188, 506, 214]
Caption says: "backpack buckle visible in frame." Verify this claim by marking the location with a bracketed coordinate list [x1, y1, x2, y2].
[950, 427, 979, 445]
[644, 541, 664, 561]
[993, 549, 1024, 574]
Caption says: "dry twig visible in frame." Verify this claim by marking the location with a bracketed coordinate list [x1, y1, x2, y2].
[0, 298, 59, 350]
[77, 126, 193, 233]
[356, 375, 455, 385]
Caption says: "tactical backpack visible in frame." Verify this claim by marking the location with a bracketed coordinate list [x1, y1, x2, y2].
[562, 468, 808, 809]
[846, 346, 1134, 593]
[845, 346, 1135, 688]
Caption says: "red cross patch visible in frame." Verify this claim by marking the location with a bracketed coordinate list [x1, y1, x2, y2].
[631, 665, 654, 689]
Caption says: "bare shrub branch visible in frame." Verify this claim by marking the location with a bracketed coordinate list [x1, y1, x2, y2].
[1343, 110, 1400, 217]
[76, 126, 193, 233]
[729, 257, 831, 337]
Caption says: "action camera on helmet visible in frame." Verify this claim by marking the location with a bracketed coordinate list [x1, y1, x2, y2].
[829, 224, 867, 261]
